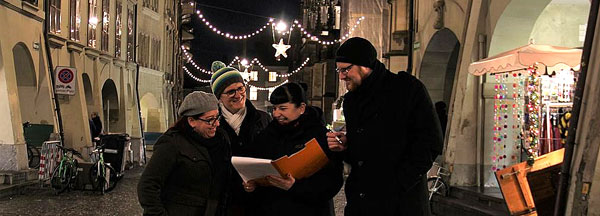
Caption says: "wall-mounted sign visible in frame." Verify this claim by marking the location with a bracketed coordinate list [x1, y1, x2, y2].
[54, 66, 77, 95]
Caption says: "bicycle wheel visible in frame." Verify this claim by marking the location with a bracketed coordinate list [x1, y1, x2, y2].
[104, 164, 118, 192]
[89, 162, 104, 193]
[51, 164, 71, 194]
[69, 160, 79, 190]
[427, 177, 449, 198]
[27, 146, 41, 169]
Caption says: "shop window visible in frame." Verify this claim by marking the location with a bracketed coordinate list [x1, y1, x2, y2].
[101, 0, 109, 52]
[69, 0, 81, 41]
[87, 0, 98, 48]
[49, 0, 61, 34]
[126, 7, 135, 61]
[115, 1, 122, 57]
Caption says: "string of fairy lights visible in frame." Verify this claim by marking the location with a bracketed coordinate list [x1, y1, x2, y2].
[195, 9, 365, 45]
[183, 47, 311, 88]
[185, 9, 365, 90]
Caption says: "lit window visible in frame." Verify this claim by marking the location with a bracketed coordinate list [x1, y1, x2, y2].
[269, 72, 277, 82]
[250, 87, 258, 101]
[251, 71, 259, 81]
[87, 0, 98, 47]
[101, 0, 109, 52]
[115, 1, 122, 57]
[126, 7, 135, 61]
[69, 0, 81, 41]
[50, 0, 62, 33]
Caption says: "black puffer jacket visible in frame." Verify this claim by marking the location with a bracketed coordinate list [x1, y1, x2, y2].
[138, 126, 232, 216]
[218, 100, 271, 216]
[342, 61, 443, 216]
[248, 107, 344, 216]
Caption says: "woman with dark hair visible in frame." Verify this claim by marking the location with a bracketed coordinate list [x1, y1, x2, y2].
[138, 91, 231, 216]
[243, 83, 343, 216]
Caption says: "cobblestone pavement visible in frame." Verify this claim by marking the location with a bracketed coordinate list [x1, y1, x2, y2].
[0, 157, 348, 216]
[0, 167, 144, 216]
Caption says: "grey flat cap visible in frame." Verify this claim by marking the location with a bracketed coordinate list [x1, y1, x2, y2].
[178, 91, 219, 117]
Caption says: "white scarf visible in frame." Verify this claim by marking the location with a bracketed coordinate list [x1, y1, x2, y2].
[220, 103, 247, 135]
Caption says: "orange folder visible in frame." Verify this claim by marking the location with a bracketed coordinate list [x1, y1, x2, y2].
[271, 138, 330, 179]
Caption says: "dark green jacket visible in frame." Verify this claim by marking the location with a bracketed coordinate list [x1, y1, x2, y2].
[138, 127, 232, 216]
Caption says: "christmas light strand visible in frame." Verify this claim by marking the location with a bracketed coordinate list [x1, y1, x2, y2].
[195, 9, 365, 44]
[247, 79, 289, 90]
[295, 17, 365, 45]
[196, 10, 274, 40]
[182, 47, 212, 75]
[227, 56, 310, 77]
[183, 66, 211, 83]
[526, 65, 541, 164]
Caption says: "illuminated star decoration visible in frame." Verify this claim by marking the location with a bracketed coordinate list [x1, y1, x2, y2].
[272, 38, 291, 58]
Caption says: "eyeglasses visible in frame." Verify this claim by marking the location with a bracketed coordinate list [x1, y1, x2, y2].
[197, 115, 221, 126]
[335, 64, 354, 75]
[222, 85, 246, 97]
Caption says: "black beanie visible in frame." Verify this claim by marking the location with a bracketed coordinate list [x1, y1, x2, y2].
[335, 37, 377, 69]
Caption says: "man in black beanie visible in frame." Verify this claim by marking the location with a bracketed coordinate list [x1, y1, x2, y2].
[327, 37, 443, 216]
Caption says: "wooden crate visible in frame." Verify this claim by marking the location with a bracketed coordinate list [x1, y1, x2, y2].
[495, 148, 564, 216]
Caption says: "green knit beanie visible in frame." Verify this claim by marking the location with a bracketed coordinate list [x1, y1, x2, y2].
[210, 61, 244, 99]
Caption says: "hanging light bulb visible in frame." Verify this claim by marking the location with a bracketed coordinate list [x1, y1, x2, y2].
[241, 59, 249, 66]
[276, 20, 288, 32]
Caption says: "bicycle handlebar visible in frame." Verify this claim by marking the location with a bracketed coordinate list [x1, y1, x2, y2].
[56, 145, 83, 157]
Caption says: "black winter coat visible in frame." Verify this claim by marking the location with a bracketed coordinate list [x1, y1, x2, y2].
[342, 61, 443, 216]
[218, 100, 271, 216]
[138, 126, 232, 216]
[249, 108, 344, 216]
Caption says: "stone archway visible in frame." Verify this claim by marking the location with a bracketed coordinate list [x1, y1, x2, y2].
[102, 79, 119, 133]
[13, 43, 37, 125]
[140, 93, 161, 132]
[419, 28, 460, 106]
[82, 73, 93, 106]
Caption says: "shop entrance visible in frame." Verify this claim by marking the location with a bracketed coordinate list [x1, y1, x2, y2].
[478, 0, 591, 188]
[102, 79, 119, 133]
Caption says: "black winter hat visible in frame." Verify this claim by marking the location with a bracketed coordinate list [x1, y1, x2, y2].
[335, 37, 378, 69]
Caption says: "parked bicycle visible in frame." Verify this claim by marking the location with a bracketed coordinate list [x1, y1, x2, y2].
[427, 162, 450, 200]
[89, 140, 118, 194]
[50, 145, 82, 194]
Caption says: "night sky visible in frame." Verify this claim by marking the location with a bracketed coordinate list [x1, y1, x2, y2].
[185, 0, 302, 88]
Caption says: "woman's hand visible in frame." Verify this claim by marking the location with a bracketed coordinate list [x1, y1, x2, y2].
[243, 180, 257, 192]
[266, 174, 295, 191]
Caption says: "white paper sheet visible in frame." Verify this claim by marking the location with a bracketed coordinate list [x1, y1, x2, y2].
[231, 156, 280, 182]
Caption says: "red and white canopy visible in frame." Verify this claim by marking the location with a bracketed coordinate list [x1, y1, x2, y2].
[468, 44, 582, 76]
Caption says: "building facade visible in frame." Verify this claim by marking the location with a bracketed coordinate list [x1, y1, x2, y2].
[0, 0, 178, 172]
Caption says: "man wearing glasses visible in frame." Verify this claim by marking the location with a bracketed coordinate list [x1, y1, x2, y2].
[210, 61, 272, 215]
[327, 37, 443, 216]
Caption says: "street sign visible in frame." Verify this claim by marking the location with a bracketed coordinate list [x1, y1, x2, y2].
[54, 66, 77, 95]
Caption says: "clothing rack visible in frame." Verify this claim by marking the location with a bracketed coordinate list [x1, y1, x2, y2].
[542, 102, 572, 154]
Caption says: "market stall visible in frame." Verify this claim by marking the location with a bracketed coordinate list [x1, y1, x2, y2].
[468, 44, 582, 215]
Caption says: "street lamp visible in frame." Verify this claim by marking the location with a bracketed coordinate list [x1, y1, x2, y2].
[276, 20, 287, 33]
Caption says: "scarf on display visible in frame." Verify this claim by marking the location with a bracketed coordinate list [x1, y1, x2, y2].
[220, 103, 247, 135]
